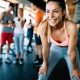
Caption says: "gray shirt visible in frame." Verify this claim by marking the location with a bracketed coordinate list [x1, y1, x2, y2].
[0, 11, 14, 32]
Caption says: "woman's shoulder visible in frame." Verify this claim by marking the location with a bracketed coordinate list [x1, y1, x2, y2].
[65, 20, 77, 29]
[65, 19, 75, 25]
[37, 20, 48, 35]
[65, 20, 77, 34]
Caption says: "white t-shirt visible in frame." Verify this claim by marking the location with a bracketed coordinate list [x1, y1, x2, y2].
[14, 17, 24, 34]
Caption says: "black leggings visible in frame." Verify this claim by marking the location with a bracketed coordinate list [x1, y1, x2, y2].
[48, 58, 71, 80]
[27, 27, 33, 49]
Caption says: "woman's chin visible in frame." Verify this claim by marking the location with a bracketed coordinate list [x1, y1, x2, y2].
[49, 22, 57, 27]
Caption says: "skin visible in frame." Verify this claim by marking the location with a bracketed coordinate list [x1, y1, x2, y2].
[18, 8, 25, 28]
[38, 1, 80, 78]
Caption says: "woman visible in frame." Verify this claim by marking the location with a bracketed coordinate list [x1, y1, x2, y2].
[13, 8, 25, 64]
[37, 0, 80, 80]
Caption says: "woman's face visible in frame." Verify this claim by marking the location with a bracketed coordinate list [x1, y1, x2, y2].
[46, 1, 65, 28]
[18, 9, 23, 17]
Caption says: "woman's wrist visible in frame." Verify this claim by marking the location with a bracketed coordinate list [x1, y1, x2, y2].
[43, 61, 48, 66]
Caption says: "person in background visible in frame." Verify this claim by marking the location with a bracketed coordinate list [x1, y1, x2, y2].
[29, 3, 44, 67]
[65, 0, 71, 20]
[0, 3, 14, 64]
[13, 8, 25, 65]
[71, 0, 78, 4]
[26, 17, 34, 53]
[37, 0, 80, 80]
[74, 0, 80, 26]
[73, 0, 80, 54]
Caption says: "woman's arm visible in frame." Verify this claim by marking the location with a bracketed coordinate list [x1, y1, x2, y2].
[41, 33, 50, 65]
[67, 21, 80, 77]
[38, 20, 50, 75]
[0, 13, 3, 23]
[67, 22, 77, 69]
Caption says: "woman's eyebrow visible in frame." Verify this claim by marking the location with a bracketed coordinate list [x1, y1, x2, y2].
[46, 8, 60, 11]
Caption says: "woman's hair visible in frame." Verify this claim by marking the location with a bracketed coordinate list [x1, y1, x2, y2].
[28, 0, 46, 11]
[9, 3, 14, 8]
[46, 0, 66, 11]
[18, 8, 23, 11]
[38, 0, 66, 41]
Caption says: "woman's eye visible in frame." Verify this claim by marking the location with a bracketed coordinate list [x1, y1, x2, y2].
[46, 10, 49, 13]
[54, 11, 58, 12]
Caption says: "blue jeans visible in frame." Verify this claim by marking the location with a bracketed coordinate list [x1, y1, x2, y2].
[38, 44, 80, 80]
[38, 58, 71, 80]
[14, 33, 24, 55]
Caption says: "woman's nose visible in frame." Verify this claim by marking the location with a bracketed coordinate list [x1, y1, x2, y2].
[49, 12, 54, 18]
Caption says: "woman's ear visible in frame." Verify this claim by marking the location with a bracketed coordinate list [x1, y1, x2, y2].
[63, 10, 66, 15]
[63, 10, 66, 17]
[62, 10, 66, 20]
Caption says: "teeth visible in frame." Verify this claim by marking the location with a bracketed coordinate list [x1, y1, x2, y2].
[50, 20, 55, 22]
[49, 19, 55, 21]
[51, 20, 55, 21]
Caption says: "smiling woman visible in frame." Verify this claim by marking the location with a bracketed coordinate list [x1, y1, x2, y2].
[37, 0, 80, 80]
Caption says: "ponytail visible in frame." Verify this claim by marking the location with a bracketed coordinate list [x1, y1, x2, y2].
[37, 20, 51, 41]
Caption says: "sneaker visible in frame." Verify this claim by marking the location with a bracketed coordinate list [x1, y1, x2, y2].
[0, 58, 2, 64]
[5, 57, 12, 64]
[27, 47, 33, 53]
[13, 58, 19, 64]
[33, 58, 43, 68]
[19, 58, 24, 65]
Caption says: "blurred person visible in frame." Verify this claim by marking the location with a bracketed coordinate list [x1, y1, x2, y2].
[0, 3, 14, 64]
[24, 13, 33, 53]
[71, 0, 78, 4]
[37, 0, 80, 80]
[26, 18, 34, 53]
[73, 0, 80, 54]
[13, 8, 25, 65]
[27, 2, 45, 67]
[65, 0, 71, 20]
[74, 0, 80, 26]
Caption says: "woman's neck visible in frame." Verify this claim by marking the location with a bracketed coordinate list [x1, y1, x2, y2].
[18, 16, 23, 20]
[51, 21, 64, 31]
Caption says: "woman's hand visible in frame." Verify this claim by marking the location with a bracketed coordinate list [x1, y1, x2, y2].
[38, 62, 48, 76]
[72, 68, 80, 79]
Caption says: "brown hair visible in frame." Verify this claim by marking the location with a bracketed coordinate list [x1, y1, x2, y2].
[37, 19, 51, 41]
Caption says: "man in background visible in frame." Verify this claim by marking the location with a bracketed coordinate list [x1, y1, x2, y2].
[0, 3, 14, 64]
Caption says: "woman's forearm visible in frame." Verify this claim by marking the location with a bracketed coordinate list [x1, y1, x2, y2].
[68, 50, 77, 69]
[42, 46, 49, 65]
